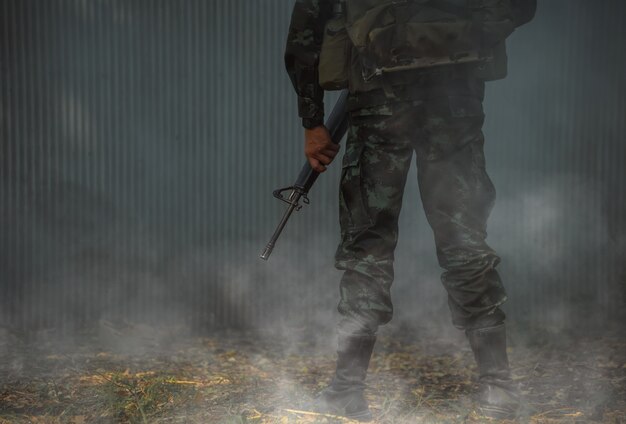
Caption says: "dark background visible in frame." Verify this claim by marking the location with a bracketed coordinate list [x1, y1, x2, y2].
[1, 0, 625, 335]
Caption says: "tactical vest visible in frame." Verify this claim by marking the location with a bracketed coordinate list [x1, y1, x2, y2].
[319, 0, 535, 93]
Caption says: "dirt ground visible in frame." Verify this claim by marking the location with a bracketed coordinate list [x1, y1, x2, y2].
[0, 322, 624, 424]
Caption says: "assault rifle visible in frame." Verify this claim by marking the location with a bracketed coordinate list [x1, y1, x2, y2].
[260, 90, 349, 260]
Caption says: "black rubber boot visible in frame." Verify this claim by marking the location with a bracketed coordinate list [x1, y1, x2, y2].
[311, 332, 376, 422]
[466, 324, 521, 420]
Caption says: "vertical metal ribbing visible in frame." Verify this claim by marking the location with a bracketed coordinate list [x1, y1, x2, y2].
[59, 0, 69, 331]
[18, 0, 27, 329]
[6, 0, 16, 328]
[103, 0, 113, 323]
[225, 0, 236, 328]
[1, 0, 11, 328]
[0, 0, 624, 331]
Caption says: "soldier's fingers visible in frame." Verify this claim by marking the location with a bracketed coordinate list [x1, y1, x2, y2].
[308, 157, 326, 173]
[315, 142, 338, 152]
[315, 154, 333, 165]
[321, 149, 338, 158]
[315, 143, 331, 153]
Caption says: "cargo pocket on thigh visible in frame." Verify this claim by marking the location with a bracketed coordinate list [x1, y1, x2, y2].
[339, 142, 373, 237]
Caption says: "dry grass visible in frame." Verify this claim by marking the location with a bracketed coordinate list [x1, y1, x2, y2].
[0, 323, 624, 423]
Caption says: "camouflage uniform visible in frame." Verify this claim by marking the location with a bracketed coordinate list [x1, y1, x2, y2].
[285, 0, 507, 333]
[336, 84, 507, 332]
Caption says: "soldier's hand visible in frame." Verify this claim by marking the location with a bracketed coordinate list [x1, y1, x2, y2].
[304, 125, 339, 173]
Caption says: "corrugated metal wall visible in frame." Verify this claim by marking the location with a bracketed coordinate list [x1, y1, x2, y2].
[1, 0, 625, 332]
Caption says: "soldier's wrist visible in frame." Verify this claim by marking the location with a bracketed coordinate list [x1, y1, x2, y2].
[302, 117, 324, 129]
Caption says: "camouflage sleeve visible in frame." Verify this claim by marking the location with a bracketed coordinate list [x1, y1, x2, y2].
[284, 0, 333, 128]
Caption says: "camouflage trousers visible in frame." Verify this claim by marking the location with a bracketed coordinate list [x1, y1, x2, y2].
[335, 92, 507, 333]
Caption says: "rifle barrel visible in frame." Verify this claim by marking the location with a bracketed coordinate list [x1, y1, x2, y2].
[260, 189, 301, 260]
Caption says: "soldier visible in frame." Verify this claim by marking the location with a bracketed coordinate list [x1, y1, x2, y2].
[285, 0, 536, 421]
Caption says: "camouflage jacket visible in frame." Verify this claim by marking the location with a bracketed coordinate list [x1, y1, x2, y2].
[284, 0, 486, 126]
[284, 0, 333, 129]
